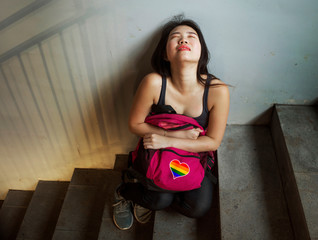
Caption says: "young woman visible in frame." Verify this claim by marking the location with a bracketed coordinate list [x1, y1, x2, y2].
[113, 16, 229, 230]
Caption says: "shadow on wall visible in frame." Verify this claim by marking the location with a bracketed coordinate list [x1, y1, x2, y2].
[312, 97, 318, 106]
[0, 1, 210, 198]
[92, 28, 163, 149]
[248, 107, 274, 126]
[0, 1, 162, 191]
[0, 12, 167, 201]
[250, 126, 294, 238]
[133, 29, 162, 93]
[248, 96, 318, 126]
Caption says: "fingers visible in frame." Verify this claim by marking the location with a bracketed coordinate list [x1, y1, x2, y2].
[143, 133, 154, 142]
[194, 128, 203, 133]
[190, 128, 203, 139]
[143, 134, 151, 147]
[143, 134, 158, 149]
[143, 129, 203, 148]
[143, 139, 152, 149]
[143, 133, 169, 149]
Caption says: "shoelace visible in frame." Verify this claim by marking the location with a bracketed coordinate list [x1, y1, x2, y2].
[134, 204, 152, 223]
[113, 199, 131, 214]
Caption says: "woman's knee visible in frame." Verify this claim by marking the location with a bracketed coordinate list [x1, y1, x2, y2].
[186, 202, 211, 218]
[144, 191, 174, 210]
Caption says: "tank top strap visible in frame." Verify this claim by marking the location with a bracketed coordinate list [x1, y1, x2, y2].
[157, 76, 166, 105]
[203, 79, 212, 113]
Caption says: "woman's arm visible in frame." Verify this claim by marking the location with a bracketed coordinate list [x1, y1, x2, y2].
[129, 73, 204, 140]
[128, 73, 164, 136]
[143, 83, 230, 152]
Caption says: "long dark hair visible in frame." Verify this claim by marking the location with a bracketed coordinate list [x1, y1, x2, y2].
[151, 15, 218, 86]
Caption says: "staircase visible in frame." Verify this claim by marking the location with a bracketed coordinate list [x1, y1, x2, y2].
[0, 105, 317, 240]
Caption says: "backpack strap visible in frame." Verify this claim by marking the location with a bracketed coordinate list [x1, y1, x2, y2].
[206, 168, 218, 184]
[205, 152, 218, 184]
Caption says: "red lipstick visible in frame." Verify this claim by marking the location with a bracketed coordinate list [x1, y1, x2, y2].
[178, 45, 191, 51]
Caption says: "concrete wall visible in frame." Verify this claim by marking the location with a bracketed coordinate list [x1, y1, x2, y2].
[0, 0, 317, 198]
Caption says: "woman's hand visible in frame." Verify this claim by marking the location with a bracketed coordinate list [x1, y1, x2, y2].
[173, 128, 203, 139]
[143, 128, 203, 149]
[143, 134, 169, 149]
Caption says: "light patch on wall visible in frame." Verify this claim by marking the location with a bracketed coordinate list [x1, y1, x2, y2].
[286, 99, 296, 104]
[240, 96, 249, 103]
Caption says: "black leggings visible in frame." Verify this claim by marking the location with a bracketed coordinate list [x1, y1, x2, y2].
[120, 175, 214, 218]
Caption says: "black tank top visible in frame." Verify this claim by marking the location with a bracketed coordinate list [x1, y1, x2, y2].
[156, 76, 211, 129]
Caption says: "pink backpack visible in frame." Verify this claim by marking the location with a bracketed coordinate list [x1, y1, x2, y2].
[125, 112, 217, 192]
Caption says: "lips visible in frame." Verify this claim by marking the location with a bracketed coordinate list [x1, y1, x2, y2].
[178, 45, 191, 51]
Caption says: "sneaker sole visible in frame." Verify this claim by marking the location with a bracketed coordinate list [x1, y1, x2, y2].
[113, 214, 133, 230]
[133, 205, 152, 224]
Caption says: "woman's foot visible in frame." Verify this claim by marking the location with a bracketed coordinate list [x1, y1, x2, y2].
[133, 204, 152, 224]
[112, 187, 133, 230]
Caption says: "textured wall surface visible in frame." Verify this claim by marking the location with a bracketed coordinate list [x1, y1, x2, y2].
[0, 0, 317, 198]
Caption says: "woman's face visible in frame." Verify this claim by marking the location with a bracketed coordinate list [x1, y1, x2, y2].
[165, 25, 201, 64]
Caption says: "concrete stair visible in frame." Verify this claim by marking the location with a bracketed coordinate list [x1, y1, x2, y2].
[0, 190, 33, 240]
[0, 104, 316, 239]
[218, 104, 317, 240]
[271, 105, 318, 239]
[16, 181, 69, 240]
[218, 125, 293, 239]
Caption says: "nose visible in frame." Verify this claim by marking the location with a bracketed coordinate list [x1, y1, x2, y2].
[179, 38, 188, 44]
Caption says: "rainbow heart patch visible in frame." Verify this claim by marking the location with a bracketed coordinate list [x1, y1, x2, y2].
[170, 160, 190, 179]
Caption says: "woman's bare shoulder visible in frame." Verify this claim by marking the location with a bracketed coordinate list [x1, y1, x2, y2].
[208, 79, 230, 107]
[210, 79, 229, 91]
[141, 72, 162, 87]
[136, 73, 163, 102]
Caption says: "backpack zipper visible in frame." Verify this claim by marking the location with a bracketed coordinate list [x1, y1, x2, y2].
[161, 149, 200, 159]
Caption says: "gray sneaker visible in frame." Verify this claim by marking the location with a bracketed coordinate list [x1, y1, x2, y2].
[133, 203, 152, 224]
[113, 187, 133, 230]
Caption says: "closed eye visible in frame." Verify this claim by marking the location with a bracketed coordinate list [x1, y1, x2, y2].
[169, 33, 180, 39]
[188, 34, 198, 38]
